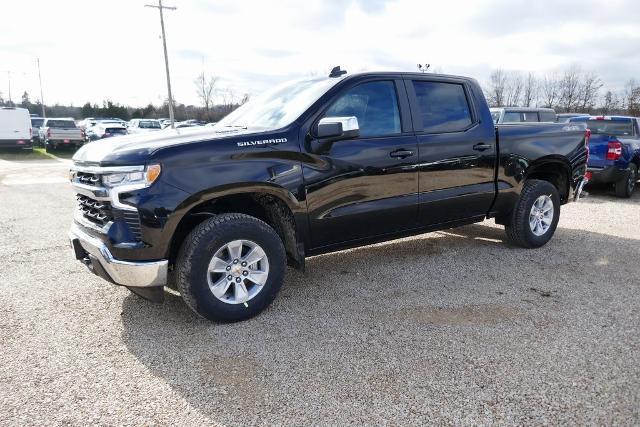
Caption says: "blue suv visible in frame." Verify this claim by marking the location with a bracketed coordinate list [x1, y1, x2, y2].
[569, 115, 640, 197]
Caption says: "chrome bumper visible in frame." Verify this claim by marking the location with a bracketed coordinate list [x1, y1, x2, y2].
[69, 223, 167, 288]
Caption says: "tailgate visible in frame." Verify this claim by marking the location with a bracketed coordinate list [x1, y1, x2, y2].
[50, 128, 83, 140]
[587, 134, 613, 168]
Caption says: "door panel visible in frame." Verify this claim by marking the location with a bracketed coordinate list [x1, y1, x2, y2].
[302, 80, 419, 248]
[407, 79, 497, 225]
[303, 135, 419, 247]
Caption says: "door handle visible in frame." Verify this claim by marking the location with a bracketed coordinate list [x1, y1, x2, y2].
[390, 149, 414, 159]
[473, 143, 493, 152]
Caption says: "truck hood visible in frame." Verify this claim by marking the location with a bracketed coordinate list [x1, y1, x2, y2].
[72, 126, 264, 166]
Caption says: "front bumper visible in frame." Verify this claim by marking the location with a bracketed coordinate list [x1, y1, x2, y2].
[69, 222, 167, 288]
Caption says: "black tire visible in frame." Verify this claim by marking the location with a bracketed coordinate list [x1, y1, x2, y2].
[614, 164, 637, 198]
[504, 179, 561, 248]
[45, 143, 53, 153]
[175, 213, 286, 322]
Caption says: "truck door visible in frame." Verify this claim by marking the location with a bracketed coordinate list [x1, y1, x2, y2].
[302, 79, 419, 249]
[405, 78, 497, 225]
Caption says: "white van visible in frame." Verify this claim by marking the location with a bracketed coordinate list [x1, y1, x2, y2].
[0, 107, 33, 150]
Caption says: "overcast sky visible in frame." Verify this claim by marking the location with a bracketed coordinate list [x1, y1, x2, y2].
[1, 0, 639, 107]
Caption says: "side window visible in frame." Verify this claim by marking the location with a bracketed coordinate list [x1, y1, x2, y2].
[412, 81, 473, 133]
[539, 111, 556, 122]
[522, 112, 539, 122]
[323, 81, 401, 138]
[502, 112, 521, 123]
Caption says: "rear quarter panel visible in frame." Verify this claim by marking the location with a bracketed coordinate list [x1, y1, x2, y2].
[491, 123, 587, 216]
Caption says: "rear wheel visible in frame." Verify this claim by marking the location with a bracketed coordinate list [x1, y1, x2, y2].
[175, 213, 286, 322]
[615, 164, 637, 198]
[45, 142, 54, 153]
[505, 179, 560, 248]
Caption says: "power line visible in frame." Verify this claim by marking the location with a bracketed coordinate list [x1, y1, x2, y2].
[145, 0, 177, 129]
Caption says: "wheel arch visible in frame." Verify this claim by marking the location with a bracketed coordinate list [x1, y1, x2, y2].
[166, 183, 306, 271]
[524, 157, 572, 204]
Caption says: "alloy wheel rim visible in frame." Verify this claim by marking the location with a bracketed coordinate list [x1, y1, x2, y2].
[529, 195, 554, 236]
[206, 240, 270, 305]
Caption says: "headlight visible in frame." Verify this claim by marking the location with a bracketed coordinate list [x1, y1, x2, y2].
[102, 164, 161, 188]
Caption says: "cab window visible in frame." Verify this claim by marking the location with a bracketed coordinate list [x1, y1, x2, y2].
[323, 81, 401, 138]
[411, 81, 473, 133]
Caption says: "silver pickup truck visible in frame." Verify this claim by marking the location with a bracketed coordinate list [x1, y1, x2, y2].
[40, 118, 85, 152]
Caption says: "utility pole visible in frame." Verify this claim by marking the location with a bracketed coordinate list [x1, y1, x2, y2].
[7, 71, 11, 104]
[37, 58, 45, 117]
[145, 0, 176, 129]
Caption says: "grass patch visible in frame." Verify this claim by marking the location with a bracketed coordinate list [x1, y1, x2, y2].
[35, 147, 76, 159]
[0, 147, 51, 161]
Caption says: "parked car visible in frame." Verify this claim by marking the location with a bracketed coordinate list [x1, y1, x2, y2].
[69, 69, 588, 321]
[491, 107, 557, 123]
[127, 119, 162, 134]
[175, 121, 202, 129]
[30, 117, 45, 145]
[86, 122, 128, 141]
[40, 118, 85, 152]
[0, 107, 33, 151]
[569, 115, 640, 197]
[557, 113, 589, 123]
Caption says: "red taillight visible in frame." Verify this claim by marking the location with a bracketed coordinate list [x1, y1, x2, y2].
[585, 171, 593, 181]
[584, 129, 591, 162]
[606, 140, 622, 161]
[595, 116, 605, 121]
[47, 129, 51, 138]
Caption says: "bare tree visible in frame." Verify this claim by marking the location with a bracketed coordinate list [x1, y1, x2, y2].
[623, 79, 640, 116]
[599, 90, 621, 115]
[522, 72, 538, 107]
[558, 66, 582, 112]
[485, 69, 508, 107]
[194, 72, 218, 111]
[502, 72, 523, 106]
[577, 72, 603, 113]
[540, 73, 560, 108]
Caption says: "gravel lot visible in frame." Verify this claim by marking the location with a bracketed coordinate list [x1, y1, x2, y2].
[1, 153, 639, 425]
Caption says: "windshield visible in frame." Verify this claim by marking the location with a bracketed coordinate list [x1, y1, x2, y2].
[586, 119, 634, 137]
[31, 118, 44, 127]
[215, 77, 343, 130]
[139, 120, 161, 129]
[47, 120, 76, 128]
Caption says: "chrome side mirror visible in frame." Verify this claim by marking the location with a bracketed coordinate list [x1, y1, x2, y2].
[316, 116, 359, 140]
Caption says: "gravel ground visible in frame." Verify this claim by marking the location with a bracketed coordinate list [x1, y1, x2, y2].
[0, 157, 639, 425]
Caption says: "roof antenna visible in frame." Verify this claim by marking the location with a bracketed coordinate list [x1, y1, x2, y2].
[329, 66, 347, 78]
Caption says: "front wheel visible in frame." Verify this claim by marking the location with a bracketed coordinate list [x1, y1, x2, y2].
[505, 179, 561, 248]
[175, 213, 286, 322]
[615, 164, 637, 198]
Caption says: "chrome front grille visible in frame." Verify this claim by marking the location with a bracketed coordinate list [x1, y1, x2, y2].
[76, 171, 102, 186]
[76, 194, 113, 226]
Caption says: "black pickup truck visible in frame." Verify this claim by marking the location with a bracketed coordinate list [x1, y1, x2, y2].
[69, 69, 588, 321]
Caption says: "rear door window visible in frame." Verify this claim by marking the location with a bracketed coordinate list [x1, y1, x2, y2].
[522, 112, 539, 122]
[411, 81, 473, 133]
[539, 111, 556, 122]
[502, 112, 521, 123]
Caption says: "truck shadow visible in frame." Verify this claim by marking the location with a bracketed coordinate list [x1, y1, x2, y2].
[119, 224, 640, 424]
